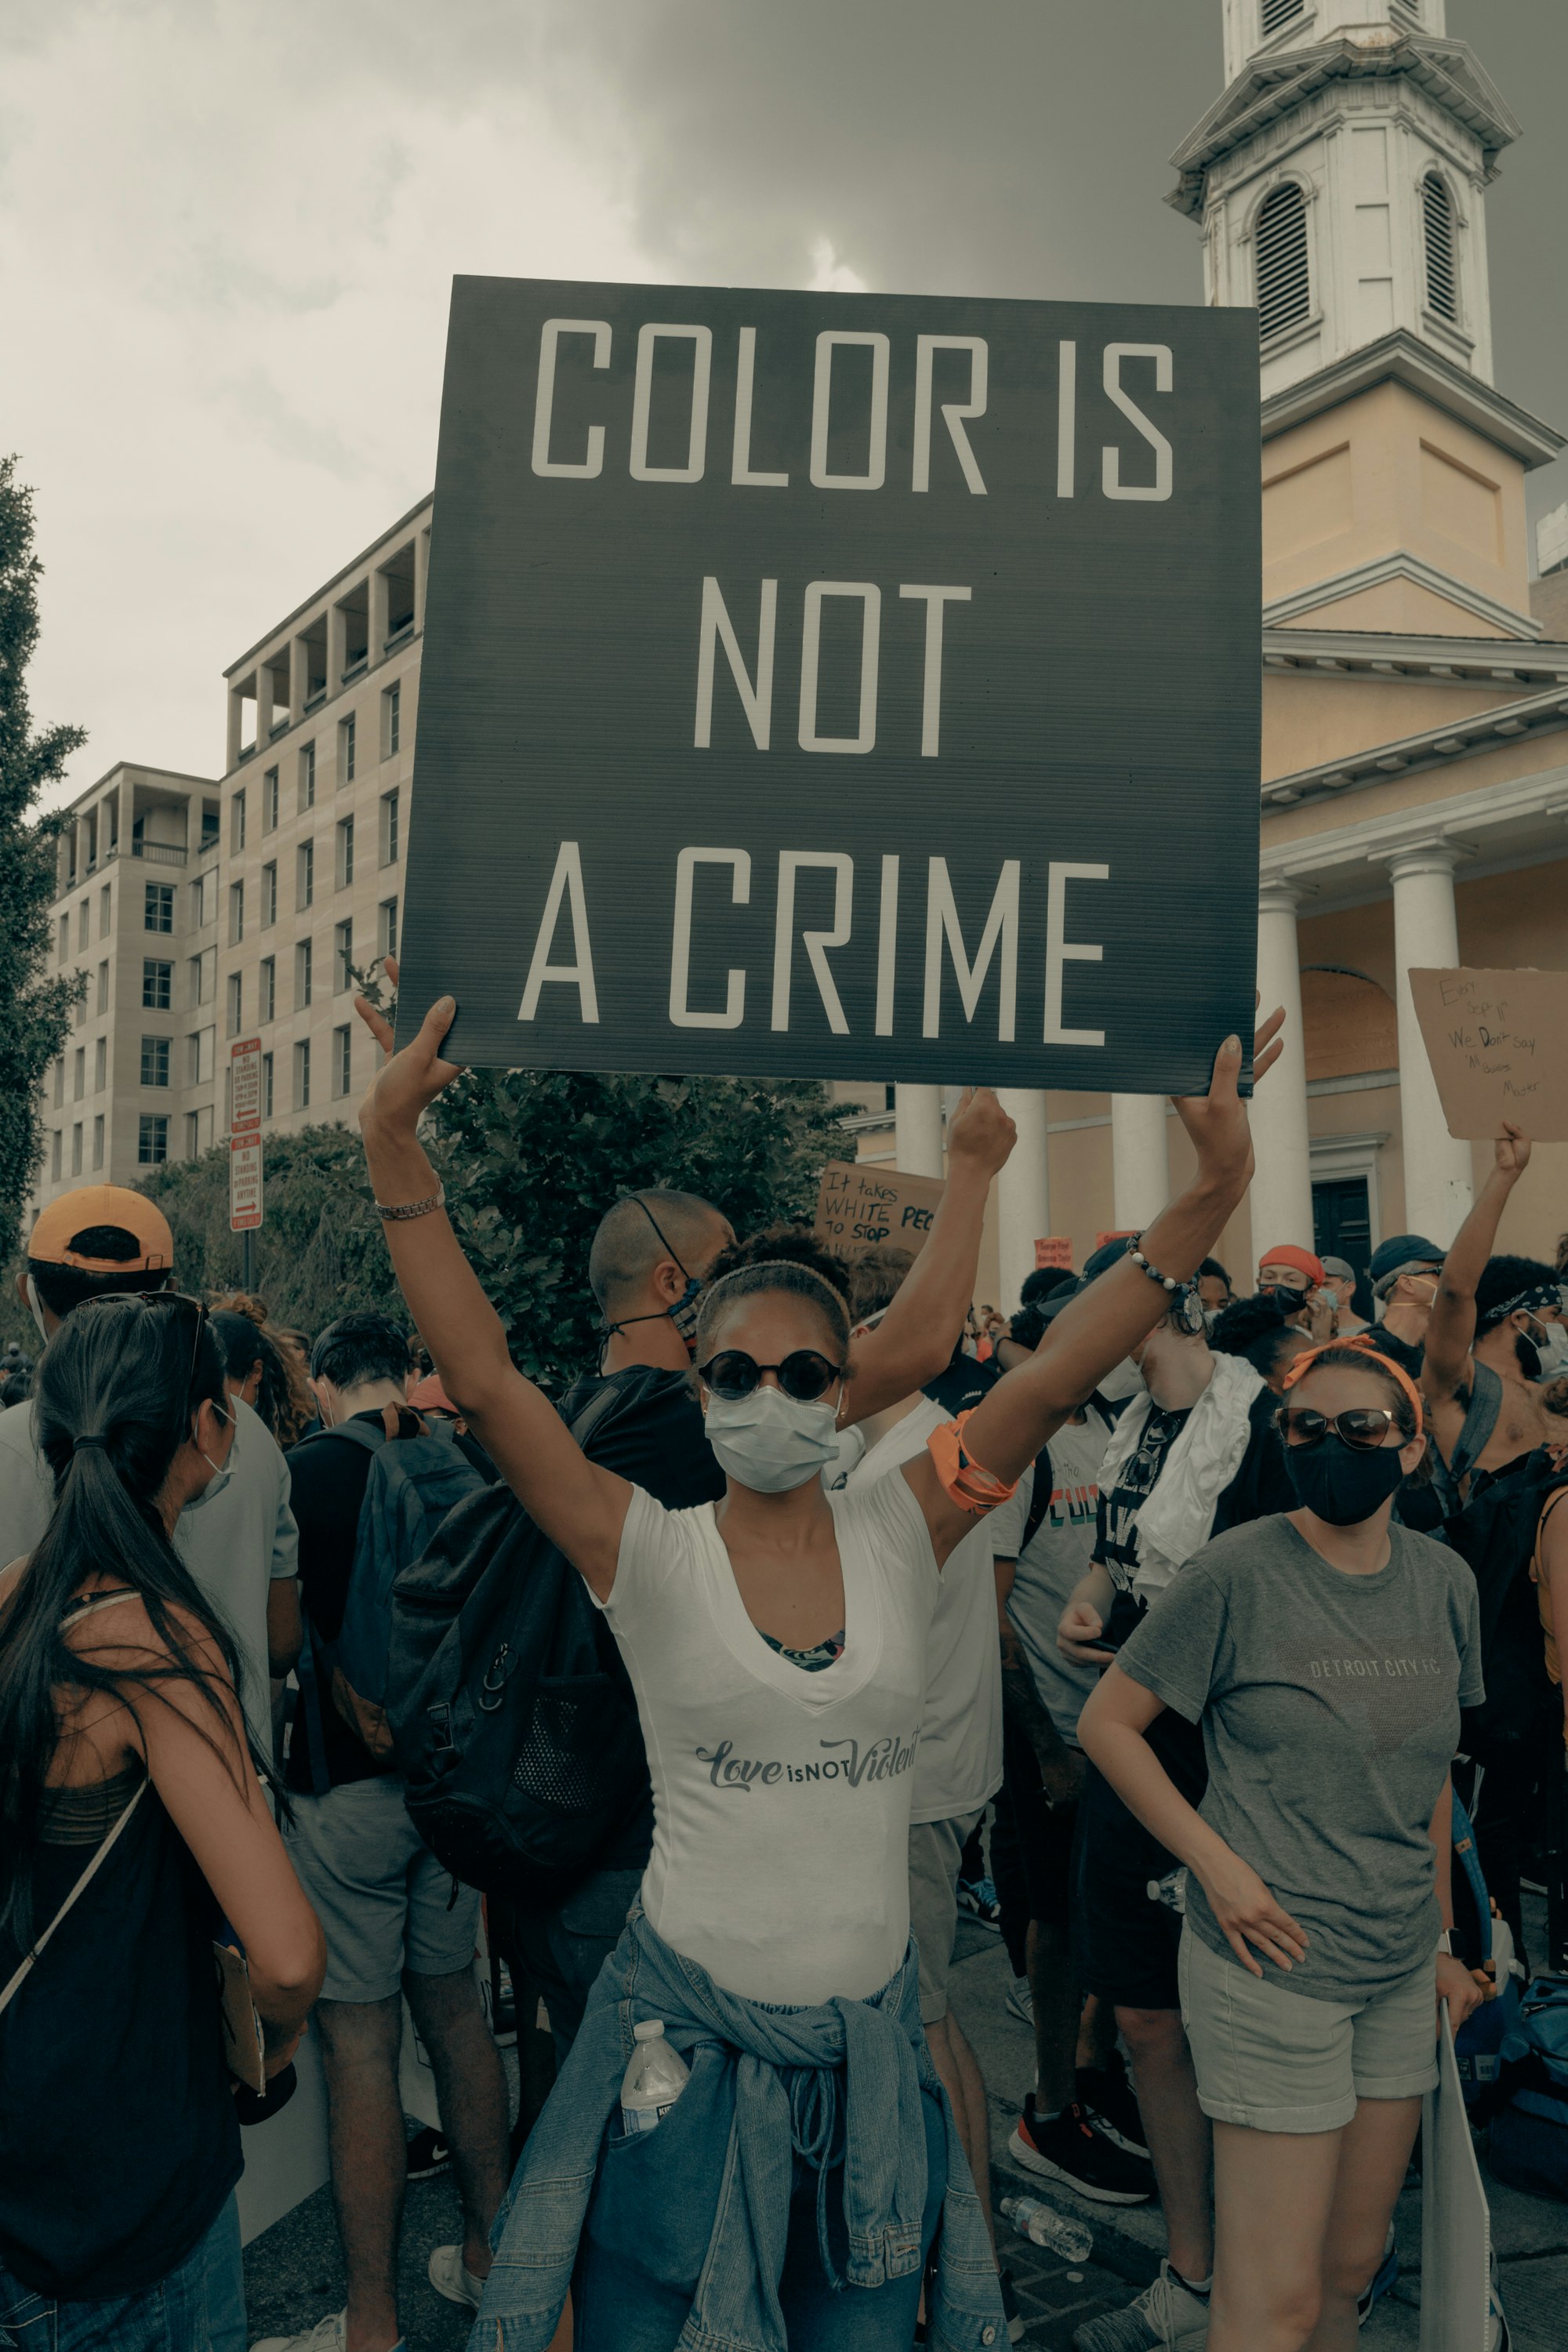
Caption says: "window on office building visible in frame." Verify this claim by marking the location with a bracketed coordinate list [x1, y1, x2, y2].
[142, 959, 172, 1009]
[140, 1036, 170, 1088]
[188, 1027, 215, 1087]
[383, 681, 401, 758]
[53, 1060, 64, 1108]
[262, 860, 278, 927]
[230, 789, 247, 853]
[379, 789, 400, 866]
[299, 740, 316, 811]
[94, 1036, 107, 1091]
[138, 1114, 169, 1166]
[334, 919, 353, 993]
[144, 883, 173, 934]
[99, 884, 112, 938]
[297, 841, 314, 911]
[261, 1051, 274, 1118]
[296, 938, 313, 1010]
[226, 971, 243, 1038]
[92, 1113, 104, 1171]
[229, 880, 245, 944]
[294, 1040, 311, 1109]
[332, 1024, 352, 1098]
[57, 913, 69, 961]
[263, 765, 280, 832]
[260, 955, 276, 1024]
[336, 817, 354, 890]
[194, 868, 217, 929]
[96, 961, 109, 1014]
[376, 897, 398, 960]
[339, 712, 357, 783]
[71, 1123, 83, 1176]
[77, 901, 89, 953]
[50, 1131, 62, 1181]
[72, 1047, 84, 1100]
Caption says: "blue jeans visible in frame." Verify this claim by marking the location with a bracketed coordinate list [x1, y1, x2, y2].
[201, 2196, 245, 2352]
[0, 2195, 228, 2350]
[572, 2072, 949, 2351]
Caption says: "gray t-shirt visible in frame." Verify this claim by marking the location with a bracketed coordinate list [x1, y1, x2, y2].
[1006, 1404, 1113, 1744]
[1116, 1513, 1483, 2002]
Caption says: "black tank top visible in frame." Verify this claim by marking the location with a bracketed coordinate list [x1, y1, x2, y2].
[0, 1596, 241, 2299]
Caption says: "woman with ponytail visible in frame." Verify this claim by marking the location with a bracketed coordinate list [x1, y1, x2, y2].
[0, 1292, 325, 2351]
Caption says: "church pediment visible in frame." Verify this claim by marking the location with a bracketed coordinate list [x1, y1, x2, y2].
[1168, 33, 1519, 219]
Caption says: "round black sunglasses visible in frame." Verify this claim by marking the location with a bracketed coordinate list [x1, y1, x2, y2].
[696, 1348, 844, 1403]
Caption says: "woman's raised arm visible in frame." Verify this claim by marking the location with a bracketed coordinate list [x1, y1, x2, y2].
[355, 977, 631, 1596]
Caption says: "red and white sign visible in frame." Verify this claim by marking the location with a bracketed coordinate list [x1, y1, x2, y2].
[230, 1036, 263, 1133]
[230, 1134, 263, 1232]
[1033, 1237, 1073, 1272]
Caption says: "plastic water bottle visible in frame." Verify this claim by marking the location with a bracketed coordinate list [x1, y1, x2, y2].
[619, 2020, 690, 2136]
[999, 2195, 1093, 2264]
[1146, 1867, 1188, 1915]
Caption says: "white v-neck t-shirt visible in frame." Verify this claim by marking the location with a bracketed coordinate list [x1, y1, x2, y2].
[596, 1474, 941, 2005]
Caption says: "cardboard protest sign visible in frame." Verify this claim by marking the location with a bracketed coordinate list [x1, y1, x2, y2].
[398, 278, 1261, 1093]
[815, 1160, 946, 1260]
[1410, 968, 1568, 1141]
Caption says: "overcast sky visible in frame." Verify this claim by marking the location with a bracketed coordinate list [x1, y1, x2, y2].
[4, 0, 1563, 808]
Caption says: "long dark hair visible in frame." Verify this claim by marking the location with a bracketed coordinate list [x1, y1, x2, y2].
[208, 1298, 312, 1446]
[0, 1295, 260, 1947]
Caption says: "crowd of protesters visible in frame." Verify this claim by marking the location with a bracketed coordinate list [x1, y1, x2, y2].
[2, 978, 1566, 2352]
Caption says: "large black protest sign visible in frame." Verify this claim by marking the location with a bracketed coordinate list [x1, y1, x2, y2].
[397, 277, 1260, 1092]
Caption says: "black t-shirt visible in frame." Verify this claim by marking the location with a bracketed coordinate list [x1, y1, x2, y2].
[1091, 1386, 1295, 1799]
[1366, 1326, 1424, 1381]
[285, 1410, 392, 1794]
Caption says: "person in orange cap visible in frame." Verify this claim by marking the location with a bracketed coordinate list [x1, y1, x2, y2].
[1256, 1243, 1334, 1341]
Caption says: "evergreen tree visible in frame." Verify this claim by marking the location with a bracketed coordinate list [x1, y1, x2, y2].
[0, 458, 85, 1272]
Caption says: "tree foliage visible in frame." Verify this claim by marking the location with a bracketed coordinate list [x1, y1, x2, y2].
[126, 1071, 848, 1387]
[134, 1123, 405, 1341]
[430, 1068, 848, 1388]
[0, 457, 86, 1271]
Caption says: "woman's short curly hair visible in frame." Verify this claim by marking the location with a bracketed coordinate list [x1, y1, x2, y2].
[694, 1259, 851, 1368]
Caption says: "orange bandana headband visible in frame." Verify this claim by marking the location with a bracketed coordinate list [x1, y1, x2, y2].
[927, 1410, 1021, 1516]
[1279, 1333, 1425, 1428]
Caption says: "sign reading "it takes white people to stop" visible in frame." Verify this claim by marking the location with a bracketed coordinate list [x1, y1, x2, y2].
[397, 278, 1261, 1095]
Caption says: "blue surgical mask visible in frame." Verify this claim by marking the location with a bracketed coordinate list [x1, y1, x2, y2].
[703, 1385, 840, 1494]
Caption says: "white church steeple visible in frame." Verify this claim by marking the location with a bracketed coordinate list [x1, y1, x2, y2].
[1175, 1, 1513, 397]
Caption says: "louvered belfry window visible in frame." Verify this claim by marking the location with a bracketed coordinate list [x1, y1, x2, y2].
[1423, 174, 1459, 322]
[1261, 0, 1305, 34]
[1256, 183, 1311, 339]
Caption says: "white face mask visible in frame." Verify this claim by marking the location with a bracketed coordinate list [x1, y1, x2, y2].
[1098, 1356, 1145, 1403]
[25, 1276, 49, 1345]
[187, 1399, 237, 1508]
[703, 1385, 841, 1493]
[1525, 1318, 1568, 1381]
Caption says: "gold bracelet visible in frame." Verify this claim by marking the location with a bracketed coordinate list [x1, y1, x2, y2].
[374, 1184, 445, 1221]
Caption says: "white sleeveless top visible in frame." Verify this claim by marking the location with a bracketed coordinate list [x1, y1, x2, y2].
[596, 1475, 940, 2005]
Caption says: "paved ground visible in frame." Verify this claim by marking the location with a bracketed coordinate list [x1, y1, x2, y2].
[245, 1901, 1568, 2350]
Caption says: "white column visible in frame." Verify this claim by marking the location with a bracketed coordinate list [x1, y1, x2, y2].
[894, 1083, 944, 1177]
[369, 566, 390, 657]
[1250, 880, 1316, 1255]
[289, 636, 309, 722]
[227, 686, 245, 772]
[994, 1089, 1050, 1312]
[1111, 1094, 1170, 1229]
[1385, 842, 1474, 1244]
[415, 524, 431, 632]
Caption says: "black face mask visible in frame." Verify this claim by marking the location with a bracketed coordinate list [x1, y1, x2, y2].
[1284, 1435, 1406, 1526]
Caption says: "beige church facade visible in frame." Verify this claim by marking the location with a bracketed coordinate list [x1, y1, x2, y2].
[34, 0, 1568, 1315]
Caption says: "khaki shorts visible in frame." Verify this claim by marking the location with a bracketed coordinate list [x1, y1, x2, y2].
[285, 1774, 482, 2004]
[1178, 1923, 1439, 2135]
[909, 1808, 984, 2025]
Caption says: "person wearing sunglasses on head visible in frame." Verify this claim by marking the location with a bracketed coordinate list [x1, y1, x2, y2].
[1078, 1336, 1487, 2352]
[351, 973, 1281, 2352]
[0, 1291, 325, 2352]
[0, 1190, 299, 1768]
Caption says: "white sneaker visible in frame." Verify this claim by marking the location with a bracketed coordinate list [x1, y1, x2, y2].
[252, 2316, 404, 2352]
[428, 2242, 486, 2310]
[1073, 2260, 1210, 2351]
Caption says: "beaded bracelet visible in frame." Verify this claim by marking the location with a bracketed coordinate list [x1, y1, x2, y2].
[1127, 1233, 1183, 1296]
[374, 1184, 446, 1222]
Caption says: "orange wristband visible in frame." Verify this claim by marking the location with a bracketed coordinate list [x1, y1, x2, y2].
[927, 1411, 1021, 1516]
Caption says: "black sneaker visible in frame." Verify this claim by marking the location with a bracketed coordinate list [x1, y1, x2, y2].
[1077, 2055, 1150, 2162]
[405, 2125, 452, 2180]
[1009, 2092, 1155, 2204]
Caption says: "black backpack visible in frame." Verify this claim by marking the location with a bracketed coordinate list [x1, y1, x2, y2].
[384, 1373, 663, 1901]
[1443, 1450, 1568, 1765]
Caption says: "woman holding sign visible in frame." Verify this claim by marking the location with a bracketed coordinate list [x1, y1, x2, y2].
[354, 971, 1280, 2351]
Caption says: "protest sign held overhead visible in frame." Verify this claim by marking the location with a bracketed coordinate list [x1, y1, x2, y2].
[397, 277, 1261, 1093]
[815, 1159, 946, 1260]
[1410, 968, 1568, 1141]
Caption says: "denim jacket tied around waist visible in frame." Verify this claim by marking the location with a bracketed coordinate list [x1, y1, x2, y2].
[472, 1905, 1005, 2352]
